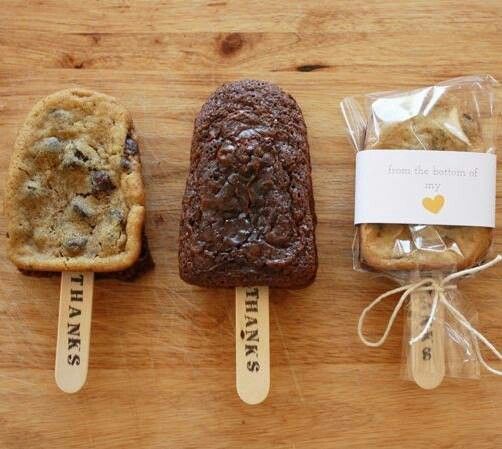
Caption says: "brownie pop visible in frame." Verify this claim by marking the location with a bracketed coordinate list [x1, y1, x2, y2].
[179, 80, 317, 402]
[179, 80, 317, 287]
[6, 88, 151, 392]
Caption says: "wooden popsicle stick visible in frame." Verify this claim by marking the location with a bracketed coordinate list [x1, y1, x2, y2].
[55, 271, 94, 393]
[409, 288, 445, 390]
[235, 286, 270, 405]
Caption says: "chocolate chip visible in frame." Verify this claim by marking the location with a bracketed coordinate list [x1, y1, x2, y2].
[246, 156, 261, 173]
[90, 170, 115, 193]
[124, 137, 139, 156]
[26, 180, 39, 191]
[37, 137, 63, 153]
[209, 127, 220, 139]
[73, 205, 88, 218]
[62, 141, 87, 168]
[120, 157, 132, 172]
[71, 197, 93, 218]
[110, 208, 125, 224]
[64, 236, 88, 254]
[50, 109, 73, 122]
[23, 179, 44, 198]
[261, 152, 274, 166]
[74, 149, 89, 162]
[227, 173, 240, 185]
[217, 144, 235, 167]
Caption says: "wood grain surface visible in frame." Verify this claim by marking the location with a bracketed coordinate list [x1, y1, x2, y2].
[1, 1, 502, 448]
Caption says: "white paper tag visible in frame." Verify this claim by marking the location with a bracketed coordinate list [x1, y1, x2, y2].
[355, 150, 496, 227]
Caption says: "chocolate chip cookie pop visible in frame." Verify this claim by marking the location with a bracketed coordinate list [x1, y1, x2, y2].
[6, 88, 149, 392]
[342, 75, 500, 389]
[358, 85, 493, 388]
[359, 98, 491, 273]
[179, 80, 317, 403]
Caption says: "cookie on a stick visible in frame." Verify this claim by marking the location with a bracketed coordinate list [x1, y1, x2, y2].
[6, 88, 147, 392]
[359, 94, 492, 388]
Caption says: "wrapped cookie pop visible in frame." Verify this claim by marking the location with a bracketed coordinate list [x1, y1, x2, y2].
[341, 75, 501, 389]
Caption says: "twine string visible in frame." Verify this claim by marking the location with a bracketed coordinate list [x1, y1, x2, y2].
[357, 255, 502, 375]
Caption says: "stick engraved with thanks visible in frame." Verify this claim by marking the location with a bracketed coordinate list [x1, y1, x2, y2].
[235, 286, 270, 404]
[55, 272, 94, 393]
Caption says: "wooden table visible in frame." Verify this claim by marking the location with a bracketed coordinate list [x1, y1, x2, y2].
[1, 1, 502, 448]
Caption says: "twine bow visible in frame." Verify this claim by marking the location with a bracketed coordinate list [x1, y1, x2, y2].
[357, 255, 502, 376]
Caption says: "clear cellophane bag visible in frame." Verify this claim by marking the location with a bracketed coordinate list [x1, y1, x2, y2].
[341, 75, 499, 380]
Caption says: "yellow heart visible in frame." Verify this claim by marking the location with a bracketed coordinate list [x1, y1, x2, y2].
[422, 195, 445, 214]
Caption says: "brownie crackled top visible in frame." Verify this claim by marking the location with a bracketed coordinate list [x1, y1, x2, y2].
[6, 88, 147, 273]
[179, 80, 317, 288]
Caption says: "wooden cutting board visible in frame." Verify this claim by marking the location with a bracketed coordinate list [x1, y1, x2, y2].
[1, 1, 502, 448]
